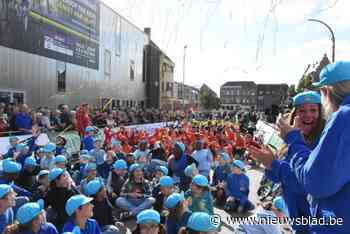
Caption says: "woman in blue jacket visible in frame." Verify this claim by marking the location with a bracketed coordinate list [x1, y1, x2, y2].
[248, 91, 325, 234]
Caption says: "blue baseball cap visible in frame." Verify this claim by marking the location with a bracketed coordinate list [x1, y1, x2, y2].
[313, 61, 350, 87]
[164, 192, 185, 209]
[85, 179, 104, 196]
[232, 160, 245, 170]
[55, 155, 67, 164]
[293, 91, 321, 106]
[156, 166, 168, 176]
[136, 209, 160, 225]
[159, 176, 174, 187]
[187, 212, 218, 232]
[16, 199, 44, 224]
[48, 168, 64, 182]
[0, 184, 13, 199]
[113, 160, 127, 170]
[85, 126, 95, 133]
[16, 143, 27, 152]
[65, 195, 93, 216]
[184, 164, 196, 178]
[129, 163, 141, 173]
[192, 175, 209, 187]
[175, 142, 185, 153]
[219, 152, 230, 161]
[24, 156, 37, 167]
[37, 148, 44, 153]
[37, 170, 49, 177]
[43, 143, 56, 153]
[85, 163, 97, 172]
[3, 159, 22, 173]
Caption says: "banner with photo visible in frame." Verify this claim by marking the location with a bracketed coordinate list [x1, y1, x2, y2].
[0, 0, 100, 69]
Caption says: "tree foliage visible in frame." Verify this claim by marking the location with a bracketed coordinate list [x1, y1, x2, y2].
[200, 85, 220, 110]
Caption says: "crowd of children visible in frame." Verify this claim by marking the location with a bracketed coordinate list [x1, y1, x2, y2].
[0, 119, 288, 234]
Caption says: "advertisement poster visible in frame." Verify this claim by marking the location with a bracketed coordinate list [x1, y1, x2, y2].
[0, 0, 100, 69]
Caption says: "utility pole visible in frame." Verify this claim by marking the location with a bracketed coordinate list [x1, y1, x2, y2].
[308, 19, 335, 62]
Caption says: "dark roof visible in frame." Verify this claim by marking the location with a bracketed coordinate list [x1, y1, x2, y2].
[221, 81, 256, 87]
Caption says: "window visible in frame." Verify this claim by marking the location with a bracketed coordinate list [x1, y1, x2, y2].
[104, 50, 111, 76]
[115, 16, 121, 56]
[0, 91, 11, 104]
[130, 60, 135, 81]
[13, 92, 24, 104]
[57, 61, 66, 93]
[0, 90, 25, 104]
[259, 91, 264, 95]
[142, 48, 147, 82]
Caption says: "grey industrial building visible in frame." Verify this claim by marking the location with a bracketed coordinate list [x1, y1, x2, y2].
[0, 1, 149, 109]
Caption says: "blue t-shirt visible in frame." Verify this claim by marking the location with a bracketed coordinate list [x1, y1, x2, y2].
[0, 208, 14, 234]
[83, 136, 94, 151]
[18, 223, 57, 234]
[15, 113, 32, 131]
[63, 218, 101, 234]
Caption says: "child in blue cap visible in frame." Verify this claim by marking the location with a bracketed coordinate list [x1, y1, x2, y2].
[13, 143, 30, 167]
[153, 176, 176, 217]
[5, 199, 57, 234]
[62, 195, 101, 234]
[151, 166, 170, 198]
[132, 209, 166, 234]
[164, 193, 192, 234]
[116, 163, 155, 220]
[106, 160, 128, 202]
[0, 184, 17, 234]
[79, 163, 103, 196]
[224, 160, 254, 213]
[85, 179, 122, 233]
[82, 127, 95, 151]
[184, 175, 214, 215]
[44, 168, 78, 231]
[97, 150, 116, 180]
[40, 143, 56, 170]
[178, 212, 218, 234]
[16, 156, 40, 192]
[32, 170, 49, 201]
[211, 152, 231, 206]
[89, 139, 106, 178]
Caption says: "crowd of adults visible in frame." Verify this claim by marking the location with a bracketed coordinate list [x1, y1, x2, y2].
[0, 61, 349, 234]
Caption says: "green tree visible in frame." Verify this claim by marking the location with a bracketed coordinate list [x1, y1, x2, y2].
[200, 85, 220, 110]
[288, 84, 296, 97]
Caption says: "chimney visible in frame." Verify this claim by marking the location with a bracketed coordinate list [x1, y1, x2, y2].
[144, 28, 151, 39]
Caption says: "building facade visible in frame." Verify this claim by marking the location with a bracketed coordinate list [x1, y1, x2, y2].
[144, 33, 175, 110]
[220, 81, 257, 111]
[0, 1, 148, 109]
[256, 84, 289, 111]
[173, 82, 200, 111]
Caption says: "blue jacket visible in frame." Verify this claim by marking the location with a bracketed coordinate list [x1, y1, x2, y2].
[212, 164, 230, 186]
[18, 223, 58, 234]
[0, 208, 13, 234]
[280, 95, 350, 234]
[83, 136, 94, 151]
[266, 138, 319, 233]
[15, 113, 32, 131]
[3, 148, 15, 159]
[225, 173, 249, 205]
[63, 218, 101, 234]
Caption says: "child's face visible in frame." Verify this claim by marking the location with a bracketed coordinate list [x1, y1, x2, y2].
[10, 140, 17, 147]
[56, 163, 66, 169]
[39, 175, 49, 186]
[160, 186, 172, 196]
[94, 141, 102, 149]
[137, 156, 147, 164]
[155, 171, 164, 180]
[191, 184, 203, 195]
[219, 158, 226, 166]
[232, 166, 241, 175]
[114, 169, 126, 177]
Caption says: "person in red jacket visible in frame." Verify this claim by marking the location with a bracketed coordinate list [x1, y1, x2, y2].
[76, 104, 92, 137]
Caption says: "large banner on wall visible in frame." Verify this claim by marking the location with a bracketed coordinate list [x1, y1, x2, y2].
[0, 0, 100, 69]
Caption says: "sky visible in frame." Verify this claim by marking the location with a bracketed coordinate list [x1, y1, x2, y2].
[100, 0, 350, 95]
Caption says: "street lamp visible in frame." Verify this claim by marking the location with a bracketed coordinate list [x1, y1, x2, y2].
[183, 45, 187, 110]
[308, 19, 335, 62]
